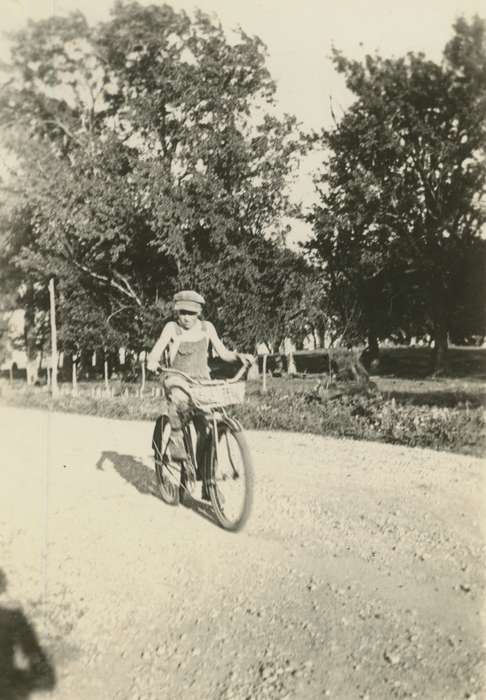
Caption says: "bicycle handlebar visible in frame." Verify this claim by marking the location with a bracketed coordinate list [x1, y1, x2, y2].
[156, 356, 254, 385]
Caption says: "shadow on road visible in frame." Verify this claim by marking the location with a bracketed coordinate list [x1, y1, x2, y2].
[0, 569, 56, 700]
[181, 494, 220, 528]
[96, 451, 157, 496]
[96, 451, 222, 528]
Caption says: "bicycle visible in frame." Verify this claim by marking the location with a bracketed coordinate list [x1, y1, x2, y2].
[152, 360, 255, 532]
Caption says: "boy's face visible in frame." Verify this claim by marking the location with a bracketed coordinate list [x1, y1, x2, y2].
[177, 310, 199, 330]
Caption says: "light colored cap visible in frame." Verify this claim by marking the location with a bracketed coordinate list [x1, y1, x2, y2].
[173, 290, 205, 313]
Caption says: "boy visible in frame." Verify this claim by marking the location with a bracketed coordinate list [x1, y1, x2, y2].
[147, 290, 251, 463]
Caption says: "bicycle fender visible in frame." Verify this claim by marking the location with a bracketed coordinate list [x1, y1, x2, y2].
[218, 415, 243, 433]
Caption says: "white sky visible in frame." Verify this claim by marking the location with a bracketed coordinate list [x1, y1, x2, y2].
[1, 0, 484, 243]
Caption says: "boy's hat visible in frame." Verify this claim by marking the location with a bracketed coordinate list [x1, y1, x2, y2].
[173, 290, 205, 313]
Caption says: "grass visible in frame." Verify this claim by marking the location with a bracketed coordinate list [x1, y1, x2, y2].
[1, 348, 484, 458]
[375, 346, 486, 380]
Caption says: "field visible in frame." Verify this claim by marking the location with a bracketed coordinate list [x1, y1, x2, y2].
[1, 347, 484, 457]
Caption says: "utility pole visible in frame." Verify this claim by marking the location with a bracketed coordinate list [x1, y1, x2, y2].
[48, 277, 59, 397]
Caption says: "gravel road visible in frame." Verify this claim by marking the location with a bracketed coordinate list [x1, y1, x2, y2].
[0, 405, 484, 700]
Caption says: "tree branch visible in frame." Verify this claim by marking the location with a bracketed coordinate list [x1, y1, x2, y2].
[43, 119, 82, 146]
[63, 239, 143, 306]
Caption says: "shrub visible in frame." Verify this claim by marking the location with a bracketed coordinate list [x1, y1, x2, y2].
[0, 379, 483, 456]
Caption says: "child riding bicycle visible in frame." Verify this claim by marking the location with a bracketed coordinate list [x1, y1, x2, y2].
[146, 290, 252, 467]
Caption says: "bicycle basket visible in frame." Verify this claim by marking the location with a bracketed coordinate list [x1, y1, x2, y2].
[191, 381, 246, 407]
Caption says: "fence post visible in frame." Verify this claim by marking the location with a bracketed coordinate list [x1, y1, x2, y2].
[262, 352, 268, 394]
[140, 350, 146, 396]
[72, 354, 78, 396]
[104, 347, 109, 394]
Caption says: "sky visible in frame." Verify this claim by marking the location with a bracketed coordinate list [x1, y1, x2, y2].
[1, 0, 485, 243]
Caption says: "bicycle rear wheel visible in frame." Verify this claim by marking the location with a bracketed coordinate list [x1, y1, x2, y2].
[153, 415, 180, 506]
[208, 422, 254, 532]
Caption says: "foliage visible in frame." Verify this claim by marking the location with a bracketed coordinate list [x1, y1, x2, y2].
[1, 376, 483, 457]
[308, 16, 486, 368]
[0, 1, 306, 357]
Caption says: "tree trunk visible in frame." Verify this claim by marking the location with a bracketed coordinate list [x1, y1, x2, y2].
[287, 351, 296, 375]
[367, 332, 379, 361]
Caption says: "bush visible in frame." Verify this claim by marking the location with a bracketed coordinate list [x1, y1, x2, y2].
[232, 387, 484, 456]
[0, 379, 483, 456]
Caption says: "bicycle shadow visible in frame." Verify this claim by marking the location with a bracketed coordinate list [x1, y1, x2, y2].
[0, 569, 56, 700]
[181, 494, 220, 528]
[95, 451, 221, 527]
[96, 451, 158, 496]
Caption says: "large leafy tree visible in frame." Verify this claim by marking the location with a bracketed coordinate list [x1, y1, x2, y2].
[309, 16, 486, 371]
[0, 1, 305, 359]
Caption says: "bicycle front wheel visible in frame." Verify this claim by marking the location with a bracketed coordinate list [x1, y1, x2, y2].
[153, 415, 180, 506]
[208, 423, 254, 532]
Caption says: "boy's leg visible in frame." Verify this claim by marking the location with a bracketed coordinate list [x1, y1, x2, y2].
[193, 413, 209, 479]
[166, 387, 191, 461]
[192, 414, 211, 500]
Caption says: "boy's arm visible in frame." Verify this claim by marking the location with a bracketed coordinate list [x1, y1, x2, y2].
[207, 322, 239, 363]
[147, 323, 174, 371]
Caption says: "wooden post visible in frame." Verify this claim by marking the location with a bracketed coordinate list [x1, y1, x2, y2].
[140, 351, 146, 396]
[72, 354, 78, 396]
[48, 277, 59, 397]
[262, 353, 268, 394]
[104, 347, 109, 393]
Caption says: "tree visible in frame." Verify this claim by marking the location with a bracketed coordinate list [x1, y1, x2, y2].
[0, 2, 305, 357]
[0, 316, 11, 372]
[309, 16, 486, 371]
[448, 238, 486, 343]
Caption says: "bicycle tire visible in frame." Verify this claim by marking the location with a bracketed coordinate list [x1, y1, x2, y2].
[208, 422, 254, 532]
[153, 415, 180, 506]
[179, 424, 199, 505]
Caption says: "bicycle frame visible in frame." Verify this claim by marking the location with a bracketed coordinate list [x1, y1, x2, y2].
[156, 360, 252, 495]
[181, 406, 243, 488]
[154, 362, 254, 529]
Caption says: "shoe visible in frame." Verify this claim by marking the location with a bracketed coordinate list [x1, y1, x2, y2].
[167, 432, 187, 461]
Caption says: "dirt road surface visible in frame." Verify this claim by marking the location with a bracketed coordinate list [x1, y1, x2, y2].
[0, 405, 484, 699]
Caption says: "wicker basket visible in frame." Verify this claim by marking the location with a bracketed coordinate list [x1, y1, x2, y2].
[190, 380, 246, 407]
